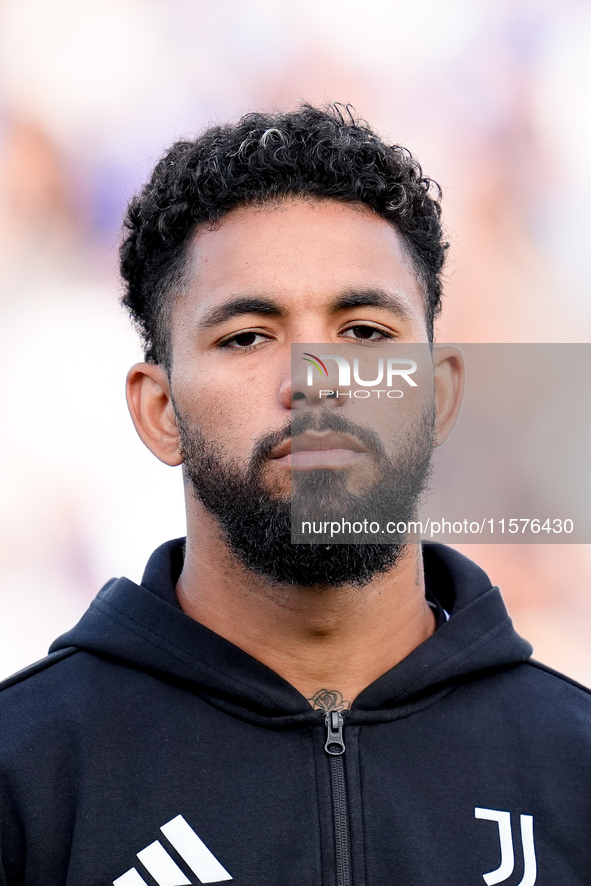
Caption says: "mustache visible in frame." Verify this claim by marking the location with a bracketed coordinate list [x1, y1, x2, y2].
[250, 410, 389, 468]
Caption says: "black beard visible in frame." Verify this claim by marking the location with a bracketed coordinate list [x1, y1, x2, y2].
[176, 407, 435, 588]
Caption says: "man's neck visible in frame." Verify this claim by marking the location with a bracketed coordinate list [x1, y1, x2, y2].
[176, 508, 436, 709]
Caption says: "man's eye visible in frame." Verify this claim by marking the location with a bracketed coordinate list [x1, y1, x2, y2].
[220, 331, 270, 349]
[341, 325, 392, 341]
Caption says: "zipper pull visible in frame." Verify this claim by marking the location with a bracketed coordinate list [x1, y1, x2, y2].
[324, 710, 346, 755]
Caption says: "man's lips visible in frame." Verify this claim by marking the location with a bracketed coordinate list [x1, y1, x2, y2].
[269, 431, 367, 469]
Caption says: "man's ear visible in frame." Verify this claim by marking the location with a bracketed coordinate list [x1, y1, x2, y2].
[126, 363, 183, 466]
[432, 346, 464, 447]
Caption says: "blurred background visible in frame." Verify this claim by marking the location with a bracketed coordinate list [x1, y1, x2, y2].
[1, 0, 590, 681]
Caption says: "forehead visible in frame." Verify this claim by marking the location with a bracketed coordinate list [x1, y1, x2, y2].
[175, 198, 427, 331]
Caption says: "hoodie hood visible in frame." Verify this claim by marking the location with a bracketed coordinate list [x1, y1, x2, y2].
[50, 539, 532, 725]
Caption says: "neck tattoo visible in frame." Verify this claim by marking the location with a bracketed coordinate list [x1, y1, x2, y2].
[307, 689, 351, 712]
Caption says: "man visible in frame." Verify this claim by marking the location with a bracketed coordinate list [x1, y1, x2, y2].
[0, 105, 589, 885]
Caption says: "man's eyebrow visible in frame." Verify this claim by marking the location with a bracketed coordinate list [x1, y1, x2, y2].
[199, 296, 286, 329]
[330, 289, 416, 319]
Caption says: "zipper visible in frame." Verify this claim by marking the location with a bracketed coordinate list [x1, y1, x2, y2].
[324, 711, 353, 886]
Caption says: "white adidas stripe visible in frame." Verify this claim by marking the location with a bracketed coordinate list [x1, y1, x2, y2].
[113, 814, 232, 886]
[113, 870, 148, 886]
[161, 815, 233, 883]
[137, 840, 191, 886]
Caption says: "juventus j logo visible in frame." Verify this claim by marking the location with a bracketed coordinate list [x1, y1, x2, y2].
[114, 814, 232, 885]
[475, 807, 537, 886]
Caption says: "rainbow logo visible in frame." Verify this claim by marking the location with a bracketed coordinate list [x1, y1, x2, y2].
[302, 352, 328, 376]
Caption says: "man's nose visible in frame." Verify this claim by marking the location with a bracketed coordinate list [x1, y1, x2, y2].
[278, 355, 347, 410]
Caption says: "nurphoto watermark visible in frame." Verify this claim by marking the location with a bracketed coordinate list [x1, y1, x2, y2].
[288, 344, 591, 544]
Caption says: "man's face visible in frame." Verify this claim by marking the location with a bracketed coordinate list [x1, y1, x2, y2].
[168, 198, 435, 585]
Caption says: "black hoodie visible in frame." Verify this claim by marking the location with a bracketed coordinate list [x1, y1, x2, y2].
[0, 540, 590, 886]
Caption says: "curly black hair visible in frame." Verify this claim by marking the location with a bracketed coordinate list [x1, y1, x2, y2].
[120, 104, 447, 367]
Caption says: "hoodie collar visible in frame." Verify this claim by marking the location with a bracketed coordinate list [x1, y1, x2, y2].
[50, 539, 532, 725]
